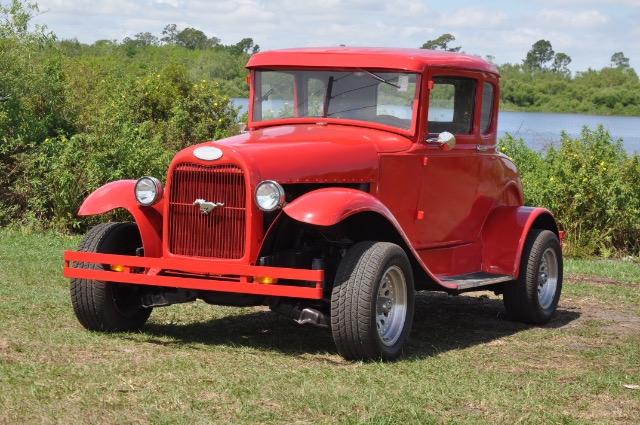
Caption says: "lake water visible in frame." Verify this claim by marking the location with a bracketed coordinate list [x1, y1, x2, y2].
[230, 99, 640, 154]
[498, 111, 640, 154]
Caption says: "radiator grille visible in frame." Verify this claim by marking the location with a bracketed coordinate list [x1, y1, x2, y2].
[168, 164, 246, 259]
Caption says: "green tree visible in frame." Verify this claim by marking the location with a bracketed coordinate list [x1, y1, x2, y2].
[524, 39, 554, 71]
[610, 51, 630, 69]
[552, 52, 572, 75]
[229, 37, 259, 55]
[420, 33, 461, 52]
[176, 27, 218, 50]
[134, 31, 159, 46]
[161, 23, 178, 45]
[122, 32, 158, 56]
[1, 0, 30, 35]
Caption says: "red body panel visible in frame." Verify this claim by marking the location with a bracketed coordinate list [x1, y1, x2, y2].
[64, 251, 323, 299]
[78, 180, 163, 258]
[481, 206, 558, 278]
[281, 187, 459, 291]
[283, 188, 395, 226]
[211, 124, 411, 183]
[246, 47, 497, 74]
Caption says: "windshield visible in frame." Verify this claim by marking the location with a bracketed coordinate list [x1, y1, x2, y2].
[252, 69, 419, 131]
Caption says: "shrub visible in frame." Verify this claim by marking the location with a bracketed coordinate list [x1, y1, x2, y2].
[0, 1, 73, 226]
[499, 125, 640, 257]
[19, 64, 240, 231]
[27, 132, 173, 230]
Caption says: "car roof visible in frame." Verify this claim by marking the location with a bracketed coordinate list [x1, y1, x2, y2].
[246, 47, 498, 74]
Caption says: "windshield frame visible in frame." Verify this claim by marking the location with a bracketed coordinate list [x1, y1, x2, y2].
[248, 68, 421, 136]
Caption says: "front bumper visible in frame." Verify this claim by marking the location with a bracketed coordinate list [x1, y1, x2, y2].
[63, 251, 324, 299]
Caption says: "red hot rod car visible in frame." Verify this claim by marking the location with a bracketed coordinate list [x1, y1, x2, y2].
[64, 47, 563, 361]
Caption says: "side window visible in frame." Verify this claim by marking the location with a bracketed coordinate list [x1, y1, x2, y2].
[480, 82, 494, 134]
[428, 77, 476, 135]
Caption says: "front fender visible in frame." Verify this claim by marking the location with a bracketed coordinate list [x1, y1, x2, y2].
[79, 180, 163, 257]
[482, 206, 559, 278]
[282, 188, 459, 291]
[283, 188, 394, 227]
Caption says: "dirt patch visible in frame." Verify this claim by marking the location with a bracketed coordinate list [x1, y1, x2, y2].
[563, 272, 640, 337]
[566, 273, 638, 287]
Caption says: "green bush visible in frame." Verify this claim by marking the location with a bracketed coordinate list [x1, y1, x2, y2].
[0, 1, 242, 230]
[19, 64, 240, 231]
[499, 126, 640, 257]
[0, 1, 73, 225]
[25, 132, 173, 230]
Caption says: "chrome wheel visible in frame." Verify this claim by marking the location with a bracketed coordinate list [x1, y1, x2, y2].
[331, 241, 415, 361]
[376, 265, 408, 347]
[537, 247, 559, 310]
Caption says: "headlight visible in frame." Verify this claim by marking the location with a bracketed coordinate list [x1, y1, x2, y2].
[134, 176, 163, 206]
[254, 180, 285, 212]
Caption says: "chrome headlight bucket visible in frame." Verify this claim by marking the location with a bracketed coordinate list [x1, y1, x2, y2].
[254, 180, 285, 212]
[134, 176, 163, 206]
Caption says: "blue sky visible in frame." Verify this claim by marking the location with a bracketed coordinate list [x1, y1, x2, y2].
[30, 0, 640, 73]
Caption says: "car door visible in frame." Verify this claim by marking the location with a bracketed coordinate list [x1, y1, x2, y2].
[411, 73, 484, 250]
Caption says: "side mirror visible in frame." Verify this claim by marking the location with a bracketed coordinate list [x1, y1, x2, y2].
[426, 131, 456, 151]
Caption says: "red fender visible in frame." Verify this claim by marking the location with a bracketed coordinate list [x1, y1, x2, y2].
[481, 206, 559, 278]
[283, 188, 397, 226]
[283, 188, 459, 290]
[78, 180, 163, 258]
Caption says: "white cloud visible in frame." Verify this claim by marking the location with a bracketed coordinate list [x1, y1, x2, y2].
[531, 9, 609, 28]
[532, 0, 640, 6]
[446, 6, 509, 29]
[153, 0, 182, 7]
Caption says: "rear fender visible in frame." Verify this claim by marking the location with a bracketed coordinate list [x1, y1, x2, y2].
[482, 206, 559, 278]
[78, 180, 163, 257]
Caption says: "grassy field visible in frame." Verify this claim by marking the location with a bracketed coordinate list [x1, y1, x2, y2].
[1, 230, 638, 424]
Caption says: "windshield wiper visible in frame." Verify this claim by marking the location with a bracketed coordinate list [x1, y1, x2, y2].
[358, 69, 400, 89]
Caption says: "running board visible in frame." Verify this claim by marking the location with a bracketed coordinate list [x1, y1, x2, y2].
[439, 272, 513, 290]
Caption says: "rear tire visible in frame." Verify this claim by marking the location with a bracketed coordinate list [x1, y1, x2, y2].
[331, 242, 415, 361]
[503, 229, 563, 324]
[70, 222, 152, 331]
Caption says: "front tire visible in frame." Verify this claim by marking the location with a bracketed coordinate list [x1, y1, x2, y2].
[331, 242, 415, 361]
[70, 222, 152, 331]
[503, 229, 563, 324]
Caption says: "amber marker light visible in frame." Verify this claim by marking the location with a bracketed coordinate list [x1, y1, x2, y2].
[110, 264, 125, 272]
[255, 276, 278, 284]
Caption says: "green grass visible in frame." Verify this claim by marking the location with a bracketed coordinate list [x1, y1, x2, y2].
[565, 257, 640, 283]
[1, 230, 639, 424]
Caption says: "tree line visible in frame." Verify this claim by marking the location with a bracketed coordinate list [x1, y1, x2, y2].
[422, 33, 640, 116]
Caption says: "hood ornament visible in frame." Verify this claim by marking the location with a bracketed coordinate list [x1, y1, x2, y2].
[193, 199, 225, 215]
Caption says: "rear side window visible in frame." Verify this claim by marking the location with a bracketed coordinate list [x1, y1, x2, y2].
[428, 77, 476, 135]
[480, 82, 494, 134]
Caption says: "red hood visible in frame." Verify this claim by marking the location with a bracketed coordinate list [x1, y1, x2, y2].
[173, 124, 412, 184]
